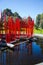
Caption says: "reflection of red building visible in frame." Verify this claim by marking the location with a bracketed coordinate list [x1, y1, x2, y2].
[27, 42, 32, 55]
[0, 16, 34, 43]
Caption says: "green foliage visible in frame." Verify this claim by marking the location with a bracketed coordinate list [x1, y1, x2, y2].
[13, 12, 22, 19]
[34, 24, 39, 30]
[41, 22, 43, 29]
[2, 8, 22, 19]
[36, 14, 43, 29]
[2, 8, 13, 16]
[36, 14, 41, 27]
[34, 28, 43, 34]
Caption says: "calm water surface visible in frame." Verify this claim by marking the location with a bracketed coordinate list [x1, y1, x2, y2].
[0, 41, 43, 65]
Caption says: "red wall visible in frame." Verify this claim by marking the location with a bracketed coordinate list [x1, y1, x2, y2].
[3, 17, 34, 43]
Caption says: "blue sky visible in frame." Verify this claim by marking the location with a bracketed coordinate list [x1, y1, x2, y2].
[0, 0, 43, 20]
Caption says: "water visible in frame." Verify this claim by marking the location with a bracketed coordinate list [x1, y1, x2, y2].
[0, 41, 43, 65]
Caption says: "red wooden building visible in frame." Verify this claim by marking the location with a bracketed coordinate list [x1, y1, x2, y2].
[0, 16, 34, 43]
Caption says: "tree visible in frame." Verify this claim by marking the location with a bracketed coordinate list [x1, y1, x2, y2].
[36, 13, 43, 29]
[13, 12, 22, 19]
[41, 22, 43, 29]
[40, 14, 43, 28]
[2, 8, 13, 16]
[36, 14, 41, 28]
[2, 9, 22, 21]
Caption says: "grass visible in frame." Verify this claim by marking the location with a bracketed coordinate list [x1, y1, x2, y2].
[34, 28, 43, 34]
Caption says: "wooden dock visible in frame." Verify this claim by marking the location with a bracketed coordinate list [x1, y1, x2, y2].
[0, 34, 41, 50]
[0, 37, 30, 51]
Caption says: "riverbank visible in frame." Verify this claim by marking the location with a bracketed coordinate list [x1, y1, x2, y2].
[35, 62, 43, 65]
[33, 34, 43, 38]
[33, 34, 43, 43]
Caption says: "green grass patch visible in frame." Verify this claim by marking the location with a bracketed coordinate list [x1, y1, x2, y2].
[34, 28, 43, 34]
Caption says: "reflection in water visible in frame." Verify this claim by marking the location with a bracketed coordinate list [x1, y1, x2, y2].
[32, 42, 42, 56]
[0, 51, 6, 65]
[0, 41, 43, 65]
